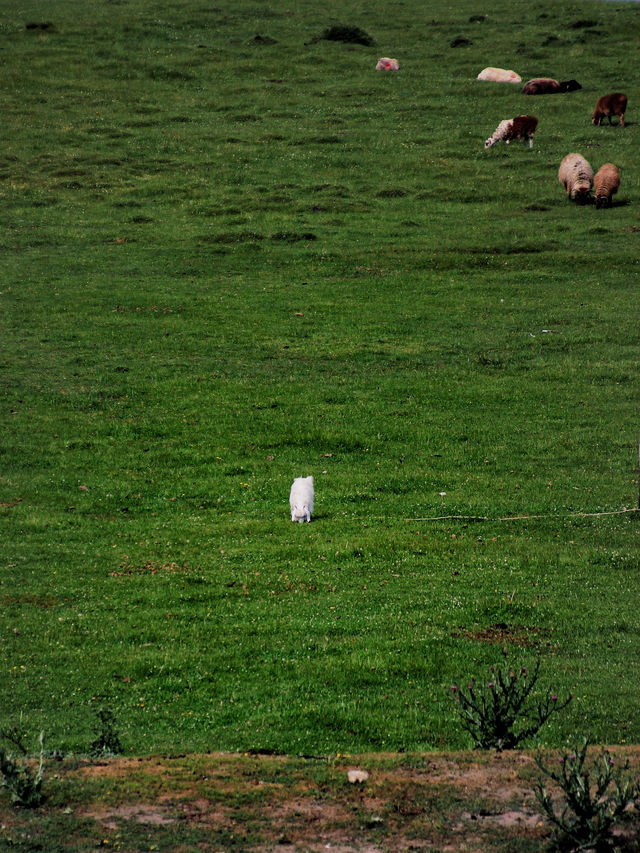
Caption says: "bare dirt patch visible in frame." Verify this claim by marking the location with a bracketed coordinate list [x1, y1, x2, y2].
[452, 622, 544, 647]
[3, 748, 640, 851]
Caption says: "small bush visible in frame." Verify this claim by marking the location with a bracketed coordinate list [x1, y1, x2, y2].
[535, 736, 639, 852]
[0, 730, 45, 808]
[450, 660, 571, 751]
[90, 707, 123, 757]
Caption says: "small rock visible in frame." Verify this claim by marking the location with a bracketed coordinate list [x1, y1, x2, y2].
[347, 769, 369, 784]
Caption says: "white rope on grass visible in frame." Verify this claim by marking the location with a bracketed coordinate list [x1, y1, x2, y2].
[405, 507, 640, 523]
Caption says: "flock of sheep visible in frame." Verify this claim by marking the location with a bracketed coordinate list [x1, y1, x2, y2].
[477, 66, 626, 208]
[293, 60, 628, 523]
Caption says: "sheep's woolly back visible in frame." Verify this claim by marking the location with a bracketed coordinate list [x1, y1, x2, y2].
[558, 153, 594, 201]
[477, 67, 521, 83]
[522, 77, 561, 95]
[485, 119, 513, 148]
[594, 163, 620, 207]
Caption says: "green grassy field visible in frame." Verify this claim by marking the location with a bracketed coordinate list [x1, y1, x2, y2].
[1, 0, 639, 758]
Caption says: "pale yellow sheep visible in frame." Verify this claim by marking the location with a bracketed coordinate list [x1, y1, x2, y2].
[477, 67, 521, 83]
[558, 153, 594, 205]
[594, 163, 620, 209]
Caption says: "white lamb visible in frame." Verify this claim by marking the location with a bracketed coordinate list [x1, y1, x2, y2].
[289, 476, 314, 523]
[477, 67, 521, 84]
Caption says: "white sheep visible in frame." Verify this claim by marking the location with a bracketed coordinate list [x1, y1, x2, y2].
[484, 119, 513, 148]
[477, 67, 521, 84]
[289, 476, 314, 523]
[558, 153, 594, 205]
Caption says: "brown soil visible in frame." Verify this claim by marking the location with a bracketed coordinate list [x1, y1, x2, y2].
[3, 747, 640, 851]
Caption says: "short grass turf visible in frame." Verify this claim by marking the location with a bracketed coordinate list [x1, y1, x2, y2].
[1, 0, 639, 757]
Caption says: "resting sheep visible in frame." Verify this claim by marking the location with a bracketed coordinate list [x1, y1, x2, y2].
[558, 153, 594, 205]
[522, 77, 561, 95]
[594, 163, 620, 209]
[485, 115, 538, 149]
[523, 78, 581, 94]
[376, 57, 399, 71]
[592, 93, 627, 127]
[477, 67, 521, 84]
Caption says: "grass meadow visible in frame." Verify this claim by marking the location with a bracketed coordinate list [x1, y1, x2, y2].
[1, 0, 639, 759]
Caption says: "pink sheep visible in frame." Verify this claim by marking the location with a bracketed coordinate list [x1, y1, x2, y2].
[376, 57, 399, 71]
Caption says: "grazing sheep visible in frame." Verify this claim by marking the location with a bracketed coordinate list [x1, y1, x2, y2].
[522, 77, 561, 95]
[558, 153, 594, 205]
[477, 67, 521, 84]
[376, 57, 399, 71]
[289, 476, 314, 523]
[594, 163, 620, 209]
[507, 114, 538, 148]
[592, 93, 627, 127]
[485, 115, 538, 149]
[484, 119, 512, 148]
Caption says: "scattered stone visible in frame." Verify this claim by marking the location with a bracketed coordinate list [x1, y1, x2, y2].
[347, 769, 369, 784]
[450, 36, 472, 47]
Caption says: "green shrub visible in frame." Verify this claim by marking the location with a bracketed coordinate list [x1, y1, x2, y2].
[0, 731, 45, 808]
[90, 707, 123, 757]
[535, 737, 639, 852]
[450, 660, 571, 751]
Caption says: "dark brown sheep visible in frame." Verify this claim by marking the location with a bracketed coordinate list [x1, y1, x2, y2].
[507, 115, 538, 147]
[522, 77, 561, 95]
[558, 79, 582, 93]
[592, 93, 627, 127]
